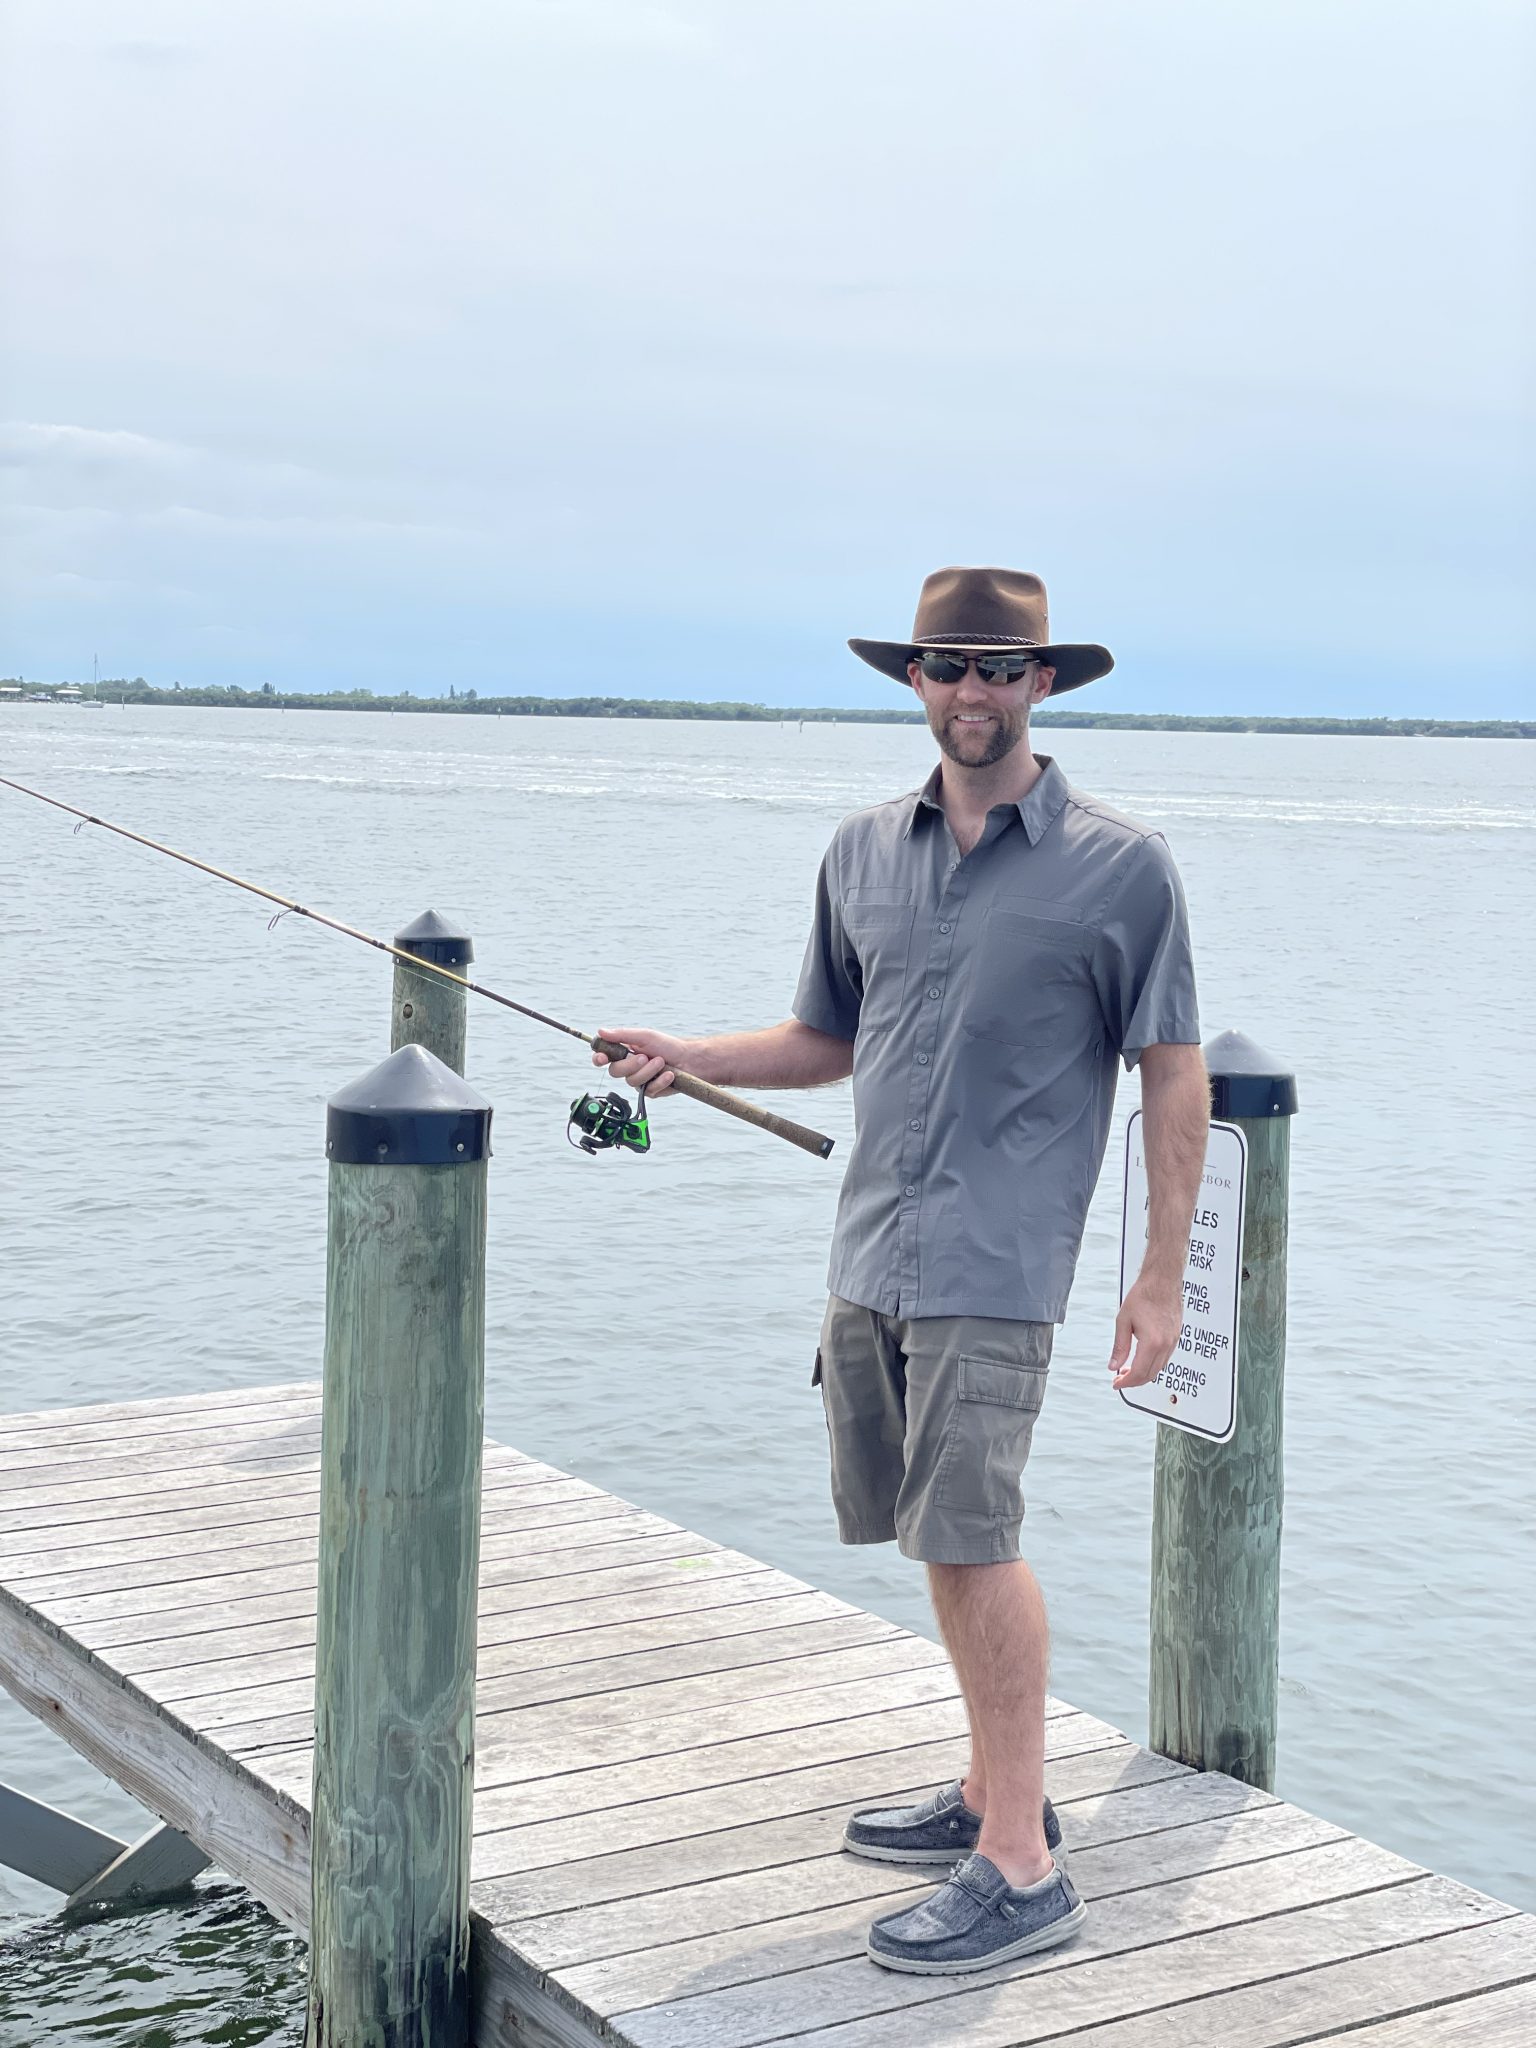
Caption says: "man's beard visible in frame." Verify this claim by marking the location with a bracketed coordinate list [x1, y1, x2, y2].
[929, 705, 1026, 769]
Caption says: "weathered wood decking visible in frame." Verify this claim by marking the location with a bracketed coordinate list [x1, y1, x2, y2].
[1, 1384, 1532, 2046]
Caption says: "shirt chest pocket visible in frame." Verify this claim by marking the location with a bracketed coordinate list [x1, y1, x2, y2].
[963, 904, 1101, 1050]
[841, 889, 915, 1034]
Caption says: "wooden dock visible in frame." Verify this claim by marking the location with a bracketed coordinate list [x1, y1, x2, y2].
[2, 1382, 1533, 2046]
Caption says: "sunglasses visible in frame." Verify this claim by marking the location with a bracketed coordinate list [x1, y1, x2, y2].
[915, 651, 1040, 686]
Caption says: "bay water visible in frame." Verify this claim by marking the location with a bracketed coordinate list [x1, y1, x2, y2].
[1, 707, 1532, 2041]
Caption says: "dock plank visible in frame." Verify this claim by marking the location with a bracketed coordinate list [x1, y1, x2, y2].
[115, 1571, 820, 1689]
[0, 1468, 327, 1542]
[0, 1413, 325, 1486]
[0, 1452, 325, 1524]
[244, 1668, 986, 1802]
[39, 1529, 728, 1631]
[0, 1439, 539, 1530]
[468, 1742, 1190, 1898]
[144, 1590, 870, 1706]
[609, 1873, 1514, 2048]
[75, 1553, 783, 1662]
[0, 1473, 601, 1568]
[187, 1618, 917, 1749]
[1310, 1977, 1536, 2047]
[575, 1833, 1425, 2027]
[2, 1383, 1532, 2048]
[0, 1382, 319, 1435]
[0, 1389, 322, 1454]
[4, 1500, 675, 1602]
[496, 1801, 1347, 1976]
[1043, 1915, 1536, 2046]
[250, 1701, 1127, 1842]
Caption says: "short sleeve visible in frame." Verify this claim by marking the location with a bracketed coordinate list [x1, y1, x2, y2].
[792, 845, 862, 1041]
[1091, 834, 1200, 1070]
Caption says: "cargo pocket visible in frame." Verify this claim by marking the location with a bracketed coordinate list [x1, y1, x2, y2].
[934, 1355, 1049, 1515]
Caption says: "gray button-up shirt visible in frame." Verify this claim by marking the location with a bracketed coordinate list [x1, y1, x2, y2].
[793, 755, 1200, 1323]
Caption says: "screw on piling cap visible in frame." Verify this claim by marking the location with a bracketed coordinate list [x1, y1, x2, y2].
[394, 908, 474, 967]
[326, 1043, 492, 1165]
[1203, 1029, 1299, 1119]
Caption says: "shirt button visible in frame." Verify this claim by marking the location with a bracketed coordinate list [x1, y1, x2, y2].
[926, 986, 941, 999]
[916, 1053, 930, 1065]
[908, 1119, 922, 1130]
[903, 1184, 916, 1198]
[939, 922, 952, 933]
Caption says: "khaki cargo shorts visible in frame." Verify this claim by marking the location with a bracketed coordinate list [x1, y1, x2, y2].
[813, 1294, 1054, 1566]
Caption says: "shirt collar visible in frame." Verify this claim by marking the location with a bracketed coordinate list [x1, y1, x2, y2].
[902, 754, 1071, 847]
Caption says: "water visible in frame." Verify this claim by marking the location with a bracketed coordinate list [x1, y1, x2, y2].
[1, 706, 1532, 2040]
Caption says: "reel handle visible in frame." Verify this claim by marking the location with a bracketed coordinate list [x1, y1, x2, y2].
[590, 1036, 835, 1160]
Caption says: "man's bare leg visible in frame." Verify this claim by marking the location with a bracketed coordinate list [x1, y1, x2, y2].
[927, 1559, 1052, 1887]
[925, 1575, 986, 1810]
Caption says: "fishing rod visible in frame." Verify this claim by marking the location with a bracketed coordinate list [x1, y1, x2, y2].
[0, 773, 835, 1161]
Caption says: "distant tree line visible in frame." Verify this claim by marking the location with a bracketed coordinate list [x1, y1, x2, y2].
[3, 678, 1530, 740]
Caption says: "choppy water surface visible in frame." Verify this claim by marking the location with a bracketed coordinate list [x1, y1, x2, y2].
[2, 707, 1533, 2041]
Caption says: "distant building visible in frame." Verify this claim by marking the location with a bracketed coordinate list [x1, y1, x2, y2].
[0, 684, 23, 701]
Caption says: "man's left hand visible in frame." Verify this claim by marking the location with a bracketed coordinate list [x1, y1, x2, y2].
[1108, 1276, 1184, 1390]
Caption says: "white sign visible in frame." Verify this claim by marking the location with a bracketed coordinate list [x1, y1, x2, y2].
[1118, 1113, 1247, 1444]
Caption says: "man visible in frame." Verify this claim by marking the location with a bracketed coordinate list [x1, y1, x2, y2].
[595, 565, 1210, 1974]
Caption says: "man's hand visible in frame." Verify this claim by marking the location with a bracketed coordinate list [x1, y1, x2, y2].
[1108, 1274, 1185, 1390]
[594, 1019, 854, 1096]
[592, 1027, 697, 1099]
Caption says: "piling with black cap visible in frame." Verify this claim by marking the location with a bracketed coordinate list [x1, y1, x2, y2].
[1148, 1029, 1298, 1790]
[306, 1044, 491, 2048]
[391, 909, 474, 1076]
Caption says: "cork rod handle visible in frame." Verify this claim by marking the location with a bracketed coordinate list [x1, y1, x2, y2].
[589, 1036, 835, 1160]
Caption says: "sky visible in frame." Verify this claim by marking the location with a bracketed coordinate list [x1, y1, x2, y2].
[2, 1, 1532, 715]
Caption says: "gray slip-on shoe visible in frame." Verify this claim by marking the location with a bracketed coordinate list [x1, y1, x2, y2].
[867, 1851, 1087, 1974]
[842, 1781, 1066, 1868]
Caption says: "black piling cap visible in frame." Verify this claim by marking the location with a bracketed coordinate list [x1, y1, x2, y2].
[394, 908, 474, 967]
[1203, 1028, 1299, 1119]
[327, 1044, 493, 1165]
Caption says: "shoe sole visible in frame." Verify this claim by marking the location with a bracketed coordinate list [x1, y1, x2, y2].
[842, 1835, 1069, 1872]
[866, 1898, 1087, 1975]
[842, 1835, 977, 1865]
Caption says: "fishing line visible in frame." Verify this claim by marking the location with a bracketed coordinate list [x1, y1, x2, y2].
[1, 773, 835, 1159]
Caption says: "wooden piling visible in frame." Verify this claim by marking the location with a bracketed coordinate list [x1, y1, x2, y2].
[391, 909, 473, 1075]
[306, 1043, 492, 2048]
[1149, 1029, 1298, 1789]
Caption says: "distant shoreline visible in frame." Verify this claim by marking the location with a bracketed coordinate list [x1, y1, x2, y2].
[2, 681, 1530, 740]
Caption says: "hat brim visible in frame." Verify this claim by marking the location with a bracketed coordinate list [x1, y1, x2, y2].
[848, 638, 1114, 694]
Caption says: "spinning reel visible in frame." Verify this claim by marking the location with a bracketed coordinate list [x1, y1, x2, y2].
[567, 1085, 653, 1156]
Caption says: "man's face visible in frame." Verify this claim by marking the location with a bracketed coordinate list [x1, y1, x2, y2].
[907, 655, 1055, 769]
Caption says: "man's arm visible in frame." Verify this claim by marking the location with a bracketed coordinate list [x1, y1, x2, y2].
[1109, 1041, 1211, 1390]
[594, 1018, 854, 1096]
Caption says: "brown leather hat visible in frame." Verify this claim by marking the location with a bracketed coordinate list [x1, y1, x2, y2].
[849, 566, 1113, 694]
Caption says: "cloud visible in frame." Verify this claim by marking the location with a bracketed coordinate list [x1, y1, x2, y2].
[0, 423, 509, 673]
[0, 422, 473, 539]
[2, 423, 320, 517]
